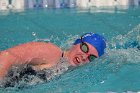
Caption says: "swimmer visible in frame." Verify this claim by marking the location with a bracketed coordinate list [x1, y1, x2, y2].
[0, 33, 106, 80]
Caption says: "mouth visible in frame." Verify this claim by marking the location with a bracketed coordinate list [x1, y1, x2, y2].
[73, 57, 81, 65]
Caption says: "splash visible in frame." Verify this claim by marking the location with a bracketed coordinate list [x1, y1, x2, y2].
[103, 24, 140, 72]
[32, 32, 51, 42]
[108, 24, 140, 49]
[0, 33, 80, 88]
[93, 24, 140, 83]
[81, 24, 140, 87]
[0, 58, 70, 88]
[1, 25, 140, 88]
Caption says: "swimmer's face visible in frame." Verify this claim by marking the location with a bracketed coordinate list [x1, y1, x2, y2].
[68, 43, 98, 66]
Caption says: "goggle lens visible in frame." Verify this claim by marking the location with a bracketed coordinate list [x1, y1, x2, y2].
[80, 43, 88, 53]
[80, 42, 97, 62]
[88, 55, 97, 62]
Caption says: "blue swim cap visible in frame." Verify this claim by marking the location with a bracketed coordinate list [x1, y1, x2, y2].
[74, 33, 106, 57]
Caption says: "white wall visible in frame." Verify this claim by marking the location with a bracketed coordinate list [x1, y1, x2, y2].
[76, 0, 90, 8]
[0, 0, 8, 10]
[92, 0, 112, 7]
[93, 0, 131, 7]
[12, 0, 25, 10]
[117, 0, 130, 6]
[76, 0, 132, 8]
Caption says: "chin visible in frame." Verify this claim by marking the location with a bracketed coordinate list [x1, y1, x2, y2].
[69, 60, 77, 66]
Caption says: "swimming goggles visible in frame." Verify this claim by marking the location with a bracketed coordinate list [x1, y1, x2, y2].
[80, 36, 97, 62]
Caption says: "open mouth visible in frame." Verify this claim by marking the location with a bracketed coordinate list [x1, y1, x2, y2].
[73, 57, 81, 65]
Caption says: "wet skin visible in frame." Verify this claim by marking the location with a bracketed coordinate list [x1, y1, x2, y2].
[0, 42, 98, 80]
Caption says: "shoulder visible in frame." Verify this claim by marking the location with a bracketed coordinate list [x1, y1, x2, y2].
[29, 42, 59, 49]
[28, 42, 62, 53]
[18, 42, 57, 47]
[7, 42, 62, 55]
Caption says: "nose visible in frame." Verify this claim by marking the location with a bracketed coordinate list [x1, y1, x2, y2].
[80, 54, 89, 63]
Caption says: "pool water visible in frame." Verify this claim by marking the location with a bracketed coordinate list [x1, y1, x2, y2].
[0, 6, 140, 92]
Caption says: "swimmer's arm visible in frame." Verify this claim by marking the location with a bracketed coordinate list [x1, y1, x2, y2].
[0, 51, 17, 80]
[29, 58, 55, 71]
[32, 64, 54, 71]
[0, 42, 62, 79]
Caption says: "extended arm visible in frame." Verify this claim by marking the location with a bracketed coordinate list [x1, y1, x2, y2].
[0, 42, 62, 80]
